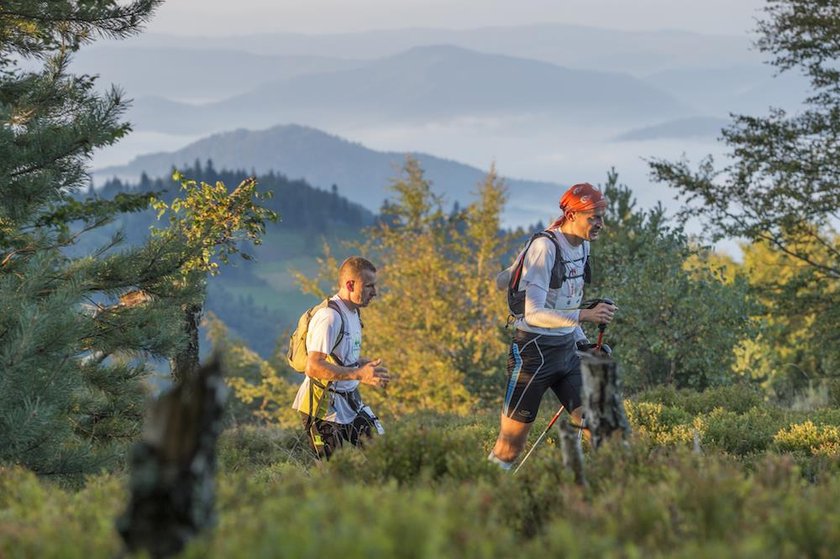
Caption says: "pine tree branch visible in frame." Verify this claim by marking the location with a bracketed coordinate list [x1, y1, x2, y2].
[9, 135, 96, 179]
[0, 0, 164, 43]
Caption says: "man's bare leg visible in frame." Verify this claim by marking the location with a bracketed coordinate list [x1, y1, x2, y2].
[490, 414, 533, 468]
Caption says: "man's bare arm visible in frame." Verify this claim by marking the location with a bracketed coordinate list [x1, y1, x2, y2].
[305, 352, 390, 388]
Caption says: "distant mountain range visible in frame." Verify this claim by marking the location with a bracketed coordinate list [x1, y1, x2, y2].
[73, 22, 811, 152]
[125, 45, 692, 135]
[121, 23, 762, 76]
[82, 21, 814, 211]
[93, 124, 564, 227]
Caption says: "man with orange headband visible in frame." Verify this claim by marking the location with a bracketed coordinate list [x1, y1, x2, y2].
[489, 182, 618, 470]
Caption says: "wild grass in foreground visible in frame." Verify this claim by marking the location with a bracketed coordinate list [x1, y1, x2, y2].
[2, 387, 840, 558]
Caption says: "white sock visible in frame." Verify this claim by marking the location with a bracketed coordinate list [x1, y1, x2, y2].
[487, 451, 514, 471]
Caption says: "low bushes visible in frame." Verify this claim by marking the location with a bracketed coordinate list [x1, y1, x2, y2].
[632, 384, 764, 415]
[3, 392, 840, 558]
[626, 385, 840, 459]
[774, 421, 840, 456]
[0, 467, 125, 559]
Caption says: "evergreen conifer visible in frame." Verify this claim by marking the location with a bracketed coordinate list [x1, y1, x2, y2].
[0, 1, 204, 476]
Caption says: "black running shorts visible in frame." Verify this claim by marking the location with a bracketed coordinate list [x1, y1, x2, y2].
[502, 330, 583, 423]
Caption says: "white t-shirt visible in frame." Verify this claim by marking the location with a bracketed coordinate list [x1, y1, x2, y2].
[292, 295, 363, 424]
[513, 231, 588, 337]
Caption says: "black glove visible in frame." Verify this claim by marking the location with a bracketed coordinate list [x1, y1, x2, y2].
[576, 341, 612, 356]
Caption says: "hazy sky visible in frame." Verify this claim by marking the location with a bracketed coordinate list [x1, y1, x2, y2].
[146, 0, 768, 37]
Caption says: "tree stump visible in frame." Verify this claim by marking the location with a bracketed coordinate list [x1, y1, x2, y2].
[578, 351, 632, 450]
[558, 416, 587, 487]
[117, 358, 228, 559]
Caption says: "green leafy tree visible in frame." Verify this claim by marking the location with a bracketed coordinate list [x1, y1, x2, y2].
[593, 171, 756, 391]
[649, 0, 839, 281]
[734, 236, 839, 402]
[0, 1, 276, 477]
[359, 159, 471, 414]
[298, 159, 510, 415]
[448, 165, 512, 403]
[649, 0, 840, 387]
[150, 171, 277, 382]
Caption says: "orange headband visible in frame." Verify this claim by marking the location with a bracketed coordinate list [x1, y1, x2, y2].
[548, 183, 607, 229]
[560, 182, 607, 213]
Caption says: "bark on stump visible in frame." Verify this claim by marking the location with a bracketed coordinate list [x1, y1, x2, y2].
[170, 303, 202, 384]
[579, 351, 632, 450]
[117, 358, 228, 559]
[558, 416, 588, 487]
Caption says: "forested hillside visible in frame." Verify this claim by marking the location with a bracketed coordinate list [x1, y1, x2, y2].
[92, 123, 562, 227]
[87, 160, 375, 357]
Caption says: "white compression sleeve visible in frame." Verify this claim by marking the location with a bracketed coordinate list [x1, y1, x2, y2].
[522, 283, 581, 329]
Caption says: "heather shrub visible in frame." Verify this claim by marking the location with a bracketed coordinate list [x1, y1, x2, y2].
[0, 467, 124, 559]
[806, 407, 840, 427]
[633, 384, 763, 415]
[184, 473, 516, 559]
[326, 413, 499, 484]
[491, 449, 584, 537]
[757, 475, 840, 558]
[701, 406, 783, 455]
[828, 379, 840, 407]
[773, 420, 840, 456]
[525, 449, 840, 558]
[217, 424, 313, 472]
[624, 400, 699, 445]
[5, 406, 840, 559]
[584, 434, 687, 491]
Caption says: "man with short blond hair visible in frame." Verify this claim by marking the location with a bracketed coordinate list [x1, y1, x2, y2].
[292, 256, 390, 459]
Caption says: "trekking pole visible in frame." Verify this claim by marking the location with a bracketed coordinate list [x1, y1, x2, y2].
[595, 322, 607, 352]
[587, 298, 614, 442]
[587, 297, 615, 352]
[513, 405, 565, 475]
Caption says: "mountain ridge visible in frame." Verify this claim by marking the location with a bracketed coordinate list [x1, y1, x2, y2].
[93, 123, 567, 228]
[121, 23, 758, 75]
[127, 44, 693, 135]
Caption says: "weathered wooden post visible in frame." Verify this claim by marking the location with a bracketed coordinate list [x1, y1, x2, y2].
[558, 416, 588, 487]
[578, 351, 631, 450]
[117, 358, 228, 559]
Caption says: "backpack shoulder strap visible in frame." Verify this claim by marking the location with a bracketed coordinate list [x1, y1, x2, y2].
[508, 230, 559, 292]
[583, 241, 592, 284]
[325, 299, 347, 366]
[540, 230, 562, 256]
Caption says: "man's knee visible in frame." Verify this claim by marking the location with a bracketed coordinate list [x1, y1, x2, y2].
[494, 417, 532, 456]
[497, 430, 527, 450]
